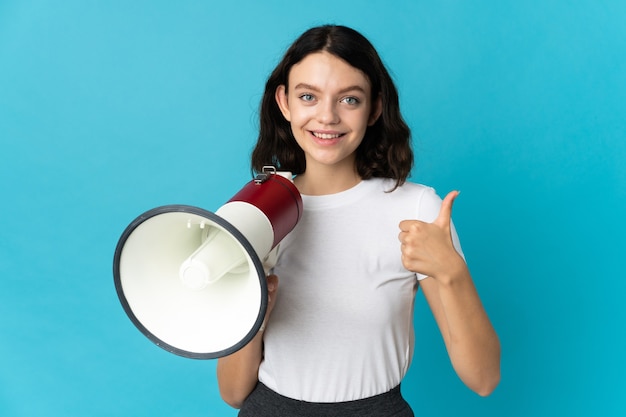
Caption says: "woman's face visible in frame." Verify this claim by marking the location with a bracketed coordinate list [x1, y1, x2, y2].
[275, 51, 381, 176]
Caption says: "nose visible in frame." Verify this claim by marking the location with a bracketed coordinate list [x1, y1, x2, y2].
[316, 100, 340, 125]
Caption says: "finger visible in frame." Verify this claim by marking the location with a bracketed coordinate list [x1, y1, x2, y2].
[399, 220, 411, 232]
[433, 190, 459, 228]
[399, 219, 425, 232]
[266, 274, 279, 310]
[266, 274, 279, 292]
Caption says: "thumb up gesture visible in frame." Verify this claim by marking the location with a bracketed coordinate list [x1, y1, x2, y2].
[398, 191, 465, 280]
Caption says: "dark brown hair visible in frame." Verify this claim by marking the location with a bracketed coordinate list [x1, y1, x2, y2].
[251, 25, 413, 189]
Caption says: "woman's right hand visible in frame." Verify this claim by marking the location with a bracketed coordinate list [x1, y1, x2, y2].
[263, 274, 279, 328]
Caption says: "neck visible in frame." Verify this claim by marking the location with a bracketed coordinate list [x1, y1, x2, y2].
[295, 165, 361, 196]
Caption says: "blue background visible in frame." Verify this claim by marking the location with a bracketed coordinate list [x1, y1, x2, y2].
[1, 1, 624, 416]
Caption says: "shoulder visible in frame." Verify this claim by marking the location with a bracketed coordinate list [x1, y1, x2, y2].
[370, 178, 430, 194]
[375, 178, 439, 203]
[374, 179, 442, 222]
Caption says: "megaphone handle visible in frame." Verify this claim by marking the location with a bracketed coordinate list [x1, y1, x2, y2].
[262, 245, 279, 274]
[258, 319, 267, 333]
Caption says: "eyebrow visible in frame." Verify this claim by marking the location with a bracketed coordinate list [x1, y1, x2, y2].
[293, 83, 368, 95]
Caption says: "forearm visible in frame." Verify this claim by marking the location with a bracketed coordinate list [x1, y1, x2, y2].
[216, 332, 264, 408]
[427, 263, 501, 395]
[400, 191, 500, 394]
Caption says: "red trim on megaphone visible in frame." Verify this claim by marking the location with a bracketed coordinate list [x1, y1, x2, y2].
[228, 173, 303, 248]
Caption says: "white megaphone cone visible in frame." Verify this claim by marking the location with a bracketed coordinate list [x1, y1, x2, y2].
[113, 167, 302, 359]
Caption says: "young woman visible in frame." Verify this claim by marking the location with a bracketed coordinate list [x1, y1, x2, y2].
[217, 25, 500, 416]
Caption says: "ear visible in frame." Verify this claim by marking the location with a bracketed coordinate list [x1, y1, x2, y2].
[368, 94, 383, 126]
[275, 85, 291, 122]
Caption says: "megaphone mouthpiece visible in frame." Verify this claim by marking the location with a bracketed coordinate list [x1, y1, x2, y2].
[179, 226, 248, 289]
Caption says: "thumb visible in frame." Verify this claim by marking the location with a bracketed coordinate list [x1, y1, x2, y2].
[433, 190, 459, 227]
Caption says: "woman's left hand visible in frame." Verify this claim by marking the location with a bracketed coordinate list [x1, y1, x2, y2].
[398, 190, 465, 280]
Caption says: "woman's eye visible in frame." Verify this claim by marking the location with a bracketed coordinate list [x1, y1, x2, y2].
[300, 94, 315, 102]
[342, 96, 360, 105]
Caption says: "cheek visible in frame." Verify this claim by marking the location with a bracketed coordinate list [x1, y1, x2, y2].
[291, 130, 310, 153]
[288, 105, 314, 124]
[288, 119, 308, 146]
[288, 116, 308, 138]
[347, 110, 372, 132]
[289, 113, 318, 139]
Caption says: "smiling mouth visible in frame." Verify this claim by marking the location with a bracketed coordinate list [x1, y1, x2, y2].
[311, 132, 343, 139]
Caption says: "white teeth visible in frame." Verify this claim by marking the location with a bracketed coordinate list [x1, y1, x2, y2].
[313, 132, 341, 139]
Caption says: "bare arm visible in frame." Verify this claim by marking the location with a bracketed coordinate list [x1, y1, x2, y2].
[217, 332, 264, 408]
[216, 274, 279, 408]
[419, 267, 500, 395]
[399, 191, 501, 396]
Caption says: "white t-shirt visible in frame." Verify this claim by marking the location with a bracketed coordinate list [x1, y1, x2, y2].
[258, 178, 464, 402]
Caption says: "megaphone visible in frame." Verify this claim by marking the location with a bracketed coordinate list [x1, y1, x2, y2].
[113, 167, 302, 359]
